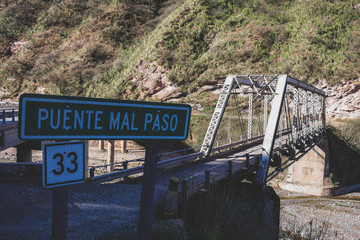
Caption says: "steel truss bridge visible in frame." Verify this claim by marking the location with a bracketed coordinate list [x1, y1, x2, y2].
[200, 74, 326, 184]
[89, 75, 326, 196]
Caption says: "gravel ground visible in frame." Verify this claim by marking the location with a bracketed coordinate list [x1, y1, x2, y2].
[1, 143, 360, 239]
[0, 142, 158, 240]
[0, 181, 143, 239]
[2, 179, 360, 239]
[276, 188, 360, 240]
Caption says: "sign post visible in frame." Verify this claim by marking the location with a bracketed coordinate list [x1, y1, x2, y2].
[51, 186, 69, 240]
[138, 140, 159, 240]
[42, 141, 87, 240]
[19, 94, 191, 240]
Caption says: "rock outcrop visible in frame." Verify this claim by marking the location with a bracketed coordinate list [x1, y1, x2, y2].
[131, 61, 176, 100]
[326, 79, 360, 120]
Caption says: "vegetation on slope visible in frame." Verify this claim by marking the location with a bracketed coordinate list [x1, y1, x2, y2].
[335, 118, 360, 150]
[1, 0, 360, 100]
[0, 0, 169, 98]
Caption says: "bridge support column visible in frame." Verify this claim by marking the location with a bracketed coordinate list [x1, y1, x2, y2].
[16, 142, 32, 162]
[120, 140, 127, 153]
[279, 137, 332, 196]
[107, 140, 115, 172]
[98, 140, 104, 151]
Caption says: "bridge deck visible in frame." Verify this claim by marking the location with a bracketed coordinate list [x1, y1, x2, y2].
[156, 144, 262, 184]
[0, 122, 23, 151]
[173, 136, 287, 198]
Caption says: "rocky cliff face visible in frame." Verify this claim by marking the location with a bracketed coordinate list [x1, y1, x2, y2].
[325, 79, 360, 120]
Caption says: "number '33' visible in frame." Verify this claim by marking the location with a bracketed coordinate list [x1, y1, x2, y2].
[52, 152, 78, 175]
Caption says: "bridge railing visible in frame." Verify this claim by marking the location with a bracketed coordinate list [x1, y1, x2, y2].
[88, 132, 267, 182]
[87, 145, 203, 178]
[180, 151, 261, 202]
[0, 102, 19, 124]
[87, 126, 293, 182]
[178, 129, 292, 200]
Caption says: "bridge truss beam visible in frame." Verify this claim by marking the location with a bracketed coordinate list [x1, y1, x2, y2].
[200, 74, 326, 185]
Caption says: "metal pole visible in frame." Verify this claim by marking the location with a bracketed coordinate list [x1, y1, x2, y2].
[284, 95, 290, 131]
[321, 96, 326, 132]
[310, 92, 315, 139]
[120, 140, 127, 153]
[248, 91, 253, 139]
[90, 167, 95, 178]
[315, 94, 320, 135]
[301, 90, 308, 149]
[228, 101, 231, 143]
[138, 140, 159, 240]
[98, 140, 104, 151]
[2, 110, 5, 124]
[51, 139, 70, 240]
[51, 186, 69, 240]
[264, 94, 269, 134]
[107, 140, 115, 172]
[205, 170, 211, 192]
[279, 111, 283, 148]
[292, 88, 299, 146]
[180, 179, 188, 219]
[228, 160, 233, 182]
[245, 153, 249, 169]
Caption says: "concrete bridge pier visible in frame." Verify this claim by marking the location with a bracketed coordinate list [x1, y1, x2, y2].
[279, 137, 332, 196]
[181, 182, 280, 239]
[17, 142, 32, 162]
[16, 141, 44, 163]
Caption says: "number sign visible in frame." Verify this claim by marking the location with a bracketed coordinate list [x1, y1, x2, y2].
[19, 94, 191, 140]
[43, 141, 86, 188]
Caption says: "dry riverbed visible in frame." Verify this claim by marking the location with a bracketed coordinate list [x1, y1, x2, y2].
[277, 188, 360, 240]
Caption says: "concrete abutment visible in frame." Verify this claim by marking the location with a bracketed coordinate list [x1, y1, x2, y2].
[16, 142, 33, 162]
[278, 137, 333, 196]
[181, 182, 280, 239]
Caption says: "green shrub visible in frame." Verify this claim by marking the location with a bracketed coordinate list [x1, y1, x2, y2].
[335, 118, 360, 151]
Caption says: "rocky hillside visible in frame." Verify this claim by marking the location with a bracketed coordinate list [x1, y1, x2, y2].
[0, 0, 171, 98]
[1, 0, 360, 111]
[326, 79, 360, 119]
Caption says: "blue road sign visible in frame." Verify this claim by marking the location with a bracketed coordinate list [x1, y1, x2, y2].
[19, 94, 191, 140]
[43, 141, 87, 188]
